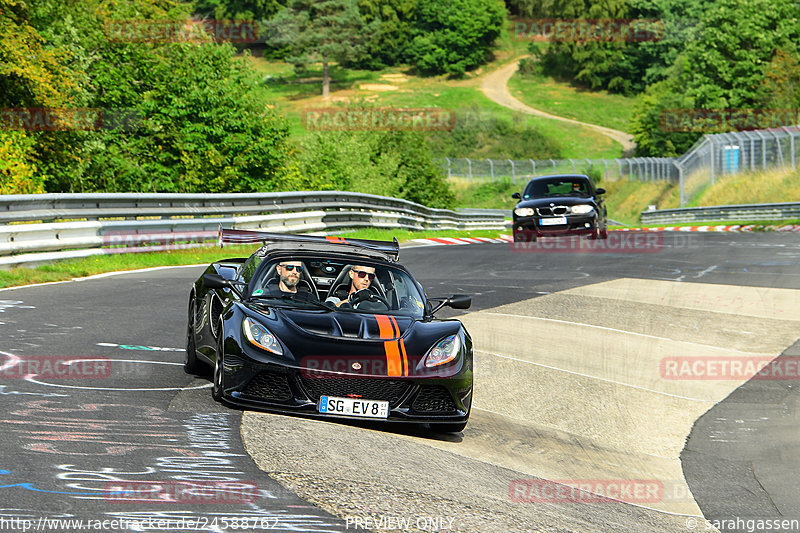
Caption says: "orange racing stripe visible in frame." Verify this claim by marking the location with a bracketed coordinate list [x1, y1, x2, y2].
[375, 314, 401, 376]
[375, 314, 395, 340]
[399, 338, 409, 377]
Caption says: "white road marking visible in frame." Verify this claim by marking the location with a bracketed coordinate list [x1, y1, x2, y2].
[481, 312, 772, 355]
[694, 265, 718, 278]
[477, 349, 709, 402]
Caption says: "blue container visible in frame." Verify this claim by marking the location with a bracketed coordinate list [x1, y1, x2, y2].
[723, 145, 740, 174]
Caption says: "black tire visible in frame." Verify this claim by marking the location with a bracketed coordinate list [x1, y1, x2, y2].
[430, 421, 468, 433]
[212, 330, 224, 402]
[184, 298, 203, 374]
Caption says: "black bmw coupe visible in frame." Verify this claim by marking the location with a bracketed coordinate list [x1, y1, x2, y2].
[512, 174, 608, 242]
[185, 229, 473, 432]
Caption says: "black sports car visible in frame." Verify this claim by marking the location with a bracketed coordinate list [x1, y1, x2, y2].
[512, 174, 608, 242]
[185, 229, 473, 432]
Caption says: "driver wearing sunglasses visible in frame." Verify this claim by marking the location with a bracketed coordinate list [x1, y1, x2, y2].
[325, 265, 376, 308]
[273, 261, 317, 300]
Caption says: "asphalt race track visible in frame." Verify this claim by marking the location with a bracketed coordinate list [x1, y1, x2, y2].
[0, 231, 798, 532]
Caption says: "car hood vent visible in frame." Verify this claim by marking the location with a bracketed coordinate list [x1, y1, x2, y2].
[278, 309, 412, 340]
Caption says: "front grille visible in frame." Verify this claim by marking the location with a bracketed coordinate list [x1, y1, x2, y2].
[299, 377, 410, 406]
[537, 206, 568, 216]
[242, 371, 293, 401]
[411, 386, 458, 413]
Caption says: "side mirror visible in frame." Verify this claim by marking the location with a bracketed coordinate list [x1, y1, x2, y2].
[511, 192, 521, 200]
[446, 294, 472, 309]
[203, 273, 244, 297]
[595, 187, 606, 195]
[429, 294, 472, 314]
[203, 273, 229, 289]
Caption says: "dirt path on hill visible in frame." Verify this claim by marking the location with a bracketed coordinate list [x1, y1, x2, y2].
[480, 58, 636, 154]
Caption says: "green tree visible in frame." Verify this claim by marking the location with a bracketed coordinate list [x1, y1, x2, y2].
[193, 0, 286, 20]
[0, 0, 79, 194]
[630, 0, 800, 156]
[405, 0, 505, 77]
[267, 0, 372, 97]
[17, 0, 294, 193]
[297, 129, 454, 208]
[760, 48, 800, 108]
[349, 0, 416, 69]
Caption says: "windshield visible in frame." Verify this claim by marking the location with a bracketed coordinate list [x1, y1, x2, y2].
[523, 178, 591, 199]
[248, 257, 426, 318]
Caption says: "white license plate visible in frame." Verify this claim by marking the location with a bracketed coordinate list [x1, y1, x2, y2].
[318, 396, 389, 419]
[540, 217, 567, 226]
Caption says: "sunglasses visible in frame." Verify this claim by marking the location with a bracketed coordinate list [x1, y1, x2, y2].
[280, 264, 303, 273]
[352, 270, 375, 280]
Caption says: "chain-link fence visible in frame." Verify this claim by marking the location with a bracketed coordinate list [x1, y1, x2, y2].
[442, 125, 800, 206]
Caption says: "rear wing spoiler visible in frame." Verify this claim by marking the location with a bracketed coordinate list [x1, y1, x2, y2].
[218, 226, 400, 261]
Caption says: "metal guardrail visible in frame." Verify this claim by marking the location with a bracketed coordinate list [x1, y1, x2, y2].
[0, 192, 507, 267]
[640, 202, 800, 225]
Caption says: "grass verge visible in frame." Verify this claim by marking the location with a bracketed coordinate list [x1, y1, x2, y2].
[507, 71, 636, 133]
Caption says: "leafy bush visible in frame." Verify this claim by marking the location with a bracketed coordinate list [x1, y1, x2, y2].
[296, 130, 454, 208]
[405, 0, 505, 76]
[425, 107, 562, 159]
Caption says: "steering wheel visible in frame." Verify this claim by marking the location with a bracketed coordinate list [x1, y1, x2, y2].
[349, 288, 390, 309]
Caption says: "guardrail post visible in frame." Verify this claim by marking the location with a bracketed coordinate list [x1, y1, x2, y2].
[487, 159, 494, 182]
[603, 159, 608, 179]
[467, 158, 472, 181]
[530, 159, 536, 176]
[549, 159, 556, 172]
[508, 159, 515, 184]
[445, 157, 451, 179]
[569, 159, 575, 172]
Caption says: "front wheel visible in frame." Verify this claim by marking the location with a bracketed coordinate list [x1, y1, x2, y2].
[212, 332, 224, 402]
[185, 298, 203, 375]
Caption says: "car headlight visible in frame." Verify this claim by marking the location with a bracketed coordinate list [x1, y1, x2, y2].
[243, 317, 282, 355]
[514, 208, 535, 217]
[570, 205, 594, 214]
[424, 334, 461, 368]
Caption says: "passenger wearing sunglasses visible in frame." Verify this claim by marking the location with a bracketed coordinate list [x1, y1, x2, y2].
[325, 265, 377, 308]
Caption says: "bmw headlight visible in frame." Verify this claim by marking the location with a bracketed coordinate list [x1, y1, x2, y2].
[570, 205, 594, 214]
[514, 208, 535, 217]
[243, 317, 282, 355]
[424, 334, 461, 368]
